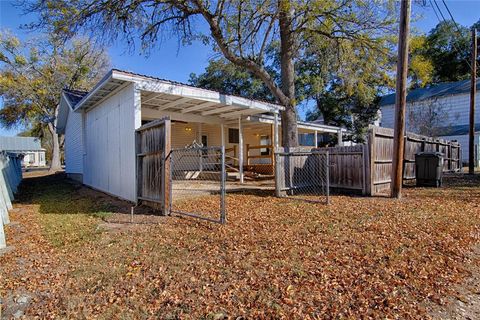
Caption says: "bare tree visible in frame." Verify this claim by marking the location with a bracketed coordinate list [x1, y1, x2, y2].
[0, 33, 110, 171]
[407, 98, 453, 137]
[23, 0, 396, 146]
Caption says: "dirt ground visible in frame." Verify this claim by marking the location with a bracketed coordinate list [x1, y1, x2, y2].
[1, 171, 480, 319]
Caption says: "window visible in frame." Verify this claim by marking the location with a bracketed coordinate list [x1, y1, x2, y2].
[201, 135, 208, 147]
[260, 135, 270, 155]
[299, 133, 315, 146]
[228, 128, 239, 143]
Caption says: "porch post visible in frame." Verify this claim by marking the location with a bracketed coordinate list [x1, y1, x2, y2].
[337, 129, 343, 147]
[197, 123, 203, 144]
[220, 123, 225, 147]
[198, 122, 203, 172]
[273, 113, 279, 149]
[314, 130, 318, 148]
[238, 117, 244, 183]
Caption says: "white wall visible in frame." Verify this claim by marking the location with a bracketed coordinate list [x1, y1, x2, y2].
[380, 92, 480, 130]
[65, 107, 84, 174]
[22, 151, 46, 167]
[380, 92, 480, 167]
[84, 84, 139, 202]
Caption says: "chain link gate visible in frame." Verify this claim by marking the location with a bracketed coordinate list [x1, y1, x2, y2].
[167, 146, 226, 224]
[275, 150, 330, 204]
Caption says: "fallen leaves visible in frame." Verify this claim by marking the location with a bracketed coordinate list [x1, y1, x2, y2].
[1, 172, 480, 319]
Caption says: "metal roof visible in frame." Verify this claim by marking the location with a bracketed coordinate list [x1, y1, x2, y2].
[63, 89, 88, 107]
[436, 123, 480, 136]
[73, 69, 283, 120]
[0, 136, 44, 151]
[380, 78, 480, 106]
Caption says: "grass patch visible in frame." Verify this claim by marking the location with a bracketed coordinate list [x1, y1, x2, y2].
[18, 173, 115, 247]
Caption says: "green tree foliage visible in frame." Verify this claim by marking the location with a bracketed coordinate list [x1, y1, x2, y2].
[409, 19, 479, 88]
[23, 0, 397, 147]
[0, 32, 109, 170]
[189, 59, 275, 102]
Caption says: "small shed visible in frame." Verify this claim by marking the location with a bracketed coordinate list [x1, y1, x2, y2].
[57, 69, 345, 202]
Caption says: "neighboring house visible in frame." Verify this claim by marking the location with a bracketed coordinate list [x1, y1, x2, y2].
[379, 79, 480, 166]
[57, 69, 345, 202]
[0, 136, 46, 167]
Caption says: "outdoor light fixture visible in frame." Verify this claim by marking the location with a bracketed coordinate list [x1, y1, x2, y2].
[185, 127, 192, 132]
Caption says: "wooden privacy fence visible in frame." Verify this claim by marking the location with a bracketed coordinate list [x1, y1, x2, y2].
[368, 126, 461, 195]
[293, 126, 461, 196]
[135, 117, 171, 214]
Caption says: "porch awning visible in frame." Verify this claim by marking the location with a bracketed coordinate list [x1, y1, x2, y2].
[73, 69, 283, 119]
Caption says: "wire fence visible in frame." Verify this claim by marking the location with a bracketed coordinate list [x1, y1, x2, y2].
[275, 150, 330, 204]
[169, 146, 226, 224]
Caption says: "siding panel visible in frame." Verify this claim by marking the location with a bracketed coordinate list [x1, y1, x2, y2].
[84, 84, 137, 201]
[64, 108, 84, 174]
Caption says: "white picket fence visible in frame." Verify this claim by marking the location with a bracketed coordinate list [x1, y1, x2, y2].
[0, 152, 23, 249]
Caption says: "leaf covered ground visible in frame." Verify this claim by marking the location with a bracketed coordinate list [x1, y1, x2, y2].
[1, 172, 480, 319]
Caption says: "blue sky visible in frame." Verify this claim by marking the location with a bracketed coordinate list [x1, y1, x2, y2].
[1, 0, 479, 136]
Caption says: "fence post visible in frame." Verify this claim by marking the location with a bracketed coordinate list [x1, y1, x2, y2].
[163, 119, 172, 216]
[361, 144, 367, 195]
[326, 151, 330, 204]
[274, 151, 282, 197]
[368, 127, 375, 196]
[220, 146, 226, 224]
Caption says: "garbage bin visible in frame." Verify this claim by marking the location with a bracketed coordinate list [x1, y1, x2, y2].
[415, 152, 444, 187]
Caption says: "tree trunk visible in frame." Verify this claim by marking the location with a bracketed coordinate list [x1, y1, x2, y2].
[279, 0, 298, 147]
[47, 122, 62, 172]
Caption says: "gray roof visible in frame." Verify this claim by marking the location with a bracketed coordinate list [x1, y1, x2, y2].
[380, 78, 480, 106]
[63, 89, 88, 107]
[437, 123, 480, 136]
[0, 136, 44, 151]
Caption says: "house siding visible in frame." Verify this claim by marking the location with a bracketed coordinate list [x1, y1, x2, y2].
[380, 92, 480, 130]
[84, 84, 138, 202]
[380, 91, 480, 165]
[64, 107, 84, 174]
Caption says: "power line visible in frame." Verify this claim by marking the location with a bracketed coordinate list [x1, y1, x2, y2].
[429, 0, 474, 71]
[442, 0, 467, 36]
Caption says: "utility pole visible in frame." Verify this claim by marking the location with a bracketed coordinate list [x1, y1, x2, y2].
[391, 0, 411, 198]
[469, 28, 477, 175]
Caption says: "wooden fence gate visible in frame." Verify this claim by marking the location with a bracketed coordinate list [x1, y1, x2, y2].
[135, 117, 171, 214]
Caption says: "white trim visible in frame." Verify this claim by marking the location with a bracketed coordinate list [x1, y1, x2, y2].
[238, 117, 244, 183]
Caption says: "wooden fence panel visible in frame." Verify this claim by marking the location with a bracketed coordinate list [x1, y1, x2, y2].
[368, 126, 461, 196]
[274, 127, 460, 197]
[136, 117, 171, 214]
[323, 145, 366, 193]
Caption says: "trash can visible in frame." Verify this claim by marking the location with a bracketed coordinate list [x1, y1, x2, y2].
[415, 152, 444, 187]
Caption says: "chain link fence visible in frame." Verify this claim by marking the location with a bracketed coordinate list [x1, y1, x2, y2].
[168, 146, 226, 224]
[275, 150, 330, 204]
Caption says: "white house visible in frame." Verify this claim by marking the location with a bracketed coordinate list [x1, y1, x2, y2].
[58, 69, 345, 202]
[0, 136, 46, 167]
[379, 79, 480, 166]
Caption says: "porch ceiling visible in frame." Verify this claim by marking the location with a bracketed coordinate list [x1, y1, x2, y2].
[73, 69, 283, 118]
[140, 91, 269, 120]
